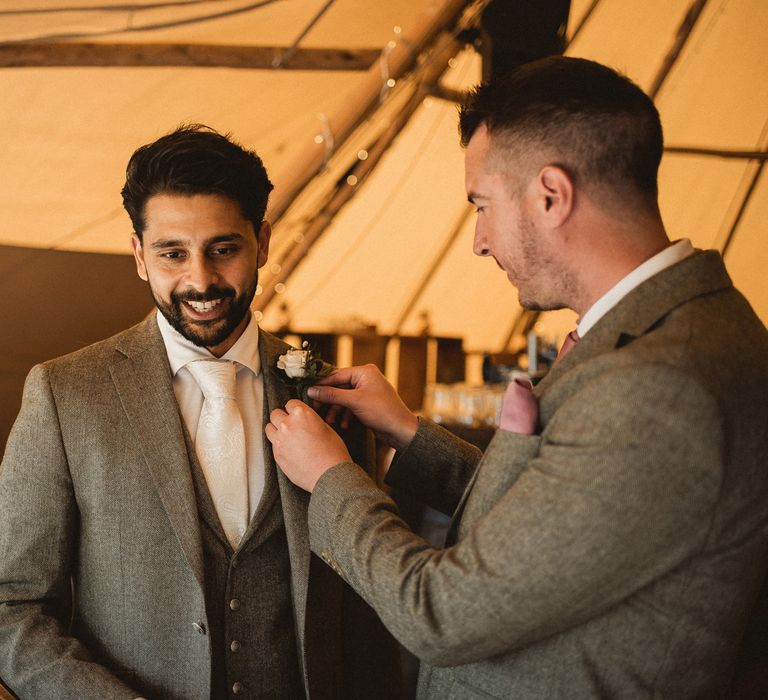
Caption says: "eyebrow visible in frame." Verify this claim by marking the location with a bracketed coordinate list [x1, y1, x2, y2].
[149, 233, 245, 250]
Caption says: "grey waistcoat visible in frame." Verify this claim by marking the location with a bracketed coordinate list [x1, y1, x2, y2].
[187, 432, 303, 700]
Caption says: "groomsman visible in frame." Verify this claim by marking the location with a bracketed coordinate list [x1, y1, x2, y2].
[268, 57, 768, 698]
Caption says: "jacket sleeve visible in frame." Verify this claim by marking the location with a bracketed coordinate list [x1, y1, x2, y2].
[307, 364, 724, 666]
[0, 364, 139, 700]
[385, 418, 483, 516]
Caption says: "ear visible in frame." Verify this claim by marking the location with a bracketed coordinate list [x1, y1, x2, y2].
[534, 165, 574, 228]
[256, 220, 272, 268]
[130, 234, 148, 282]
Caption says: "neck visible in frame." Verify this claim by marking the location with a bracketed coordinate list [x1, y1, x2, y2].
[567, 209, 669, 317]
[206, 312, 252, 358]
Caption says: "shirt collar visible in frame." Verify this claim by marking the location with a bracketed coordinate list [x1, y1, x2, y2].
[577, 239, 695, 337]
[156, 309, 261, 377]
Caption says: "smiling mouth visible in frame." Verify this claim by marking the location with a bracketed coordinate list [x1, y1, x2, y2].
[186, 298, 223, 313]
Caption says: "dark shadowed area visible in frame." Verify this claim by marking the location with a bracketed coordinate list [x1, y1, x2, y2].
[0, 245, 151, 450]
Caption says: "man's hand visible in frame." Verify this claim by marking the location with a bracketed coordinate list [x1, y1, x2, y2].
[265, 399, 352, 492]
[307, 364, 418, 452]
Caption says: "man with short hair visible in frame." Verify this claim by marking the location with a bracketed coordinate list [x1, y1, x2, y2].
[266, 57, 768, 697]
[0, 125, 401, 699]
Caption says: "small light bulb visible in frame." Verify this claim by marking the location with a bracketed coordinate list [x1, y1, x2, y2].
[275, 283, 286, 294]
[346, 174, 358, 186]
[255, 284, 263, 295]
[271, 263, 281, 274]
[314, 134, 324, 144]
[357, 149, 369, 160]
[386, 78, 396, 88]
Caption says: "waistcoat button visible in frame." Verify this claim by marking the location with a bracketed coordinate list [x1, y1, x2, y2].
[229, 598, 241, 611]
[232, 681, 243, 694]
[230, 640, 241, 652]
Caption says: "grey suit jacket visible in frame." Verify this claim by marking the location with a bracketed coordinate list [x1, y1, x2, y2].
[307, 250, 768, 698]
[0, 316, 400, 699]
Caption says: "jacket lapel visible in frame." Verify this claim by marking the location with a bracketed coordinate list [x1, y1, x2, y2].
[535, 250, 732, 396]
[259, 331, 312, 650]
[109, 315, 205, 589]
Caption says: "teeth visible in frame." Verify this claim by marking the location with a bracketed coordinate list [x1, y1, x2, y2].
[188, 298, 223, 312]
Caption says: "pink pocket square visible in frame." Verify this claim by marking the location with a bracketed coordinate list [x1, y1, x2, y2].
[499, 378, 538, 435]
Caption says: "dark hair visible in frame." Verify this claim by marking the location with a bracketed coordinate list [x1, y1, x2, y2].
[459, 56, 663, 203]
[121, 124, 274, 240]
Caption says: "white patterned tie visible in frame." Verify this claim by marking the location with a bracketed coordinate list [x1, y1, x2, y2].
[186, 359, 249, 548]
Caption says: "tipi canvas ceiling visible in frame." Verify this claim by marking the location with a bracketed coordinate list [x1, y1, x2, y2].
[1, 0, 766, 350]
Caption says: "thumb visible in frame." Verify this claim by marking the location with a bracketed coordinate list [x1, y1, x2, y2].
[315, 367, 357, 386]
[307, 384, 355, 407]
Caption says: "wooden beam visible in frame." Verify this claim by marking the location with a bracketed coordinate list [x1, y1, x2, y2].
[0, 42, 380, 71]
[664, 146, 768, 161]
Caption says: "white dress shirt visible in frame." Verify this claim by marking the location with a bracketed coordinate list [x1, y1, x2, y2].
[156, 310, 265, 519]
[577, 239, 695, 337]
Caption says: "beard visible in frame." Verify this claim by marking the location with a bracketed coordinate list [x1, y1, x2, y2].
[506, 213, 570, 313]
[151, 274, 258, 349]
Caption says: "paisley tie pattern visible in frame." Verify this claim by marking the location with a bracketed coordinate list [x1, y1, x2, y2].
[186, 359, 249, 548]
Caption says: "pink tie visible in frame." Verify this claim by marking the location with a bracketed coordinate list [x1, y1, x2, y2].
[499, 378, 538, 434]
[556, 329, 580, 362]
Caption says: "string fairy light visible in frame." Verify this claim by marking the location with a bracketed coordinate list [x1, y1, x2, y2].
[260, 1, 484, 313]
[378, 27, 402, 102]
[314, 112, 334, 162]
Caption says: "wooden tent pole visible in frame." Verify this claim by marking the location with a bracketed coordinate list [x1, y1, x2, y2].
[391, 204, 474, 334]
[720, 162, 765, 257]
[255, 23, 471, 312]
[648, 0, 709, 99]
[265, 0, 471, 225]
[568, 0, 603, 46]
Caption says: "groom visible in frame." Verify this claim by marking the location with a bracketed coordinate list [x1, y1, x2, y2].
[0, 125, 401, 699]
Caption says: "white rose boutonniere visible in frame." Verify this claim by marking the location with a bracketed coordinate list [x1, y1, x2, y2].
[277, 348, 310, 379]
[275, 341, 333, 392]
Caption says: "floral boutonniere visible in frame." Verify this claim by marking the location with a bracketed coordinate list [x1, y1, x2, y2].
[275, 341, 333, 396]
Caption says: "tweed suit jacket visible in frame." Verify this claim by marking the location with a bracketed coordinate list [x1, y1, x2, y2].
[0, 316, 400, 700]
[307, 250, 768, 698]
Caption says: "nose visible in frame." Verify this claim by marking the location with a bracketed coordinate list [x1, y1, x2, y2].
[185, 253, 219, 290]
[473, 226, 490, 257]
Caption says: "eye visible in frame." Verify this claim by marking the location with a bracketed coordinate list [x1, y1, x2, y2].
[160, 250, 185, 260]
[210, 244, 239, 257]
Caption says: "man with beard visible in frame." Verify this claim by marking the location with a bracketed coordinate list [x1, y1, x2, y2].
[0, 125, 401, 700]
[266, 58, 768, 697]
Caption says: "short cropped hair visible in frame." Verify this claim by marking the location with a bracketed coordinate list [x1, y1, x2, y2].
[459, 56, 663, 205]
[121, 124, 273, 240]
